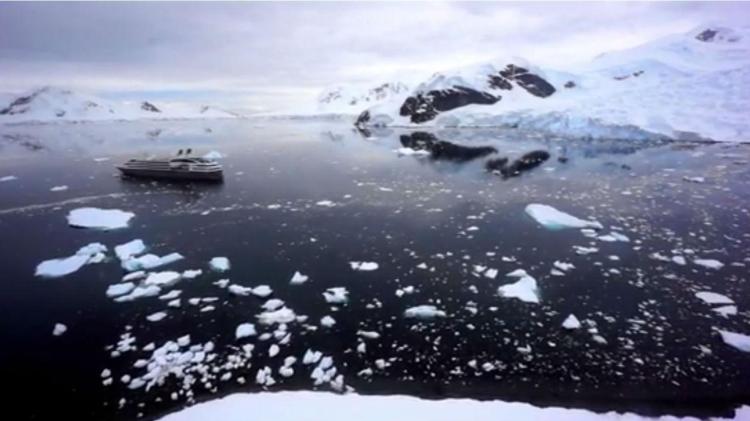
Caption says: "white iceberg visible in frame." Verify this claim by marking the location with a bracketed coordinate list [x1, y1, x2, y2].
[67, 207, 134, 230]
[718, 330, 750, 352]
[236, 323, 257, 339]
[498, 269, 539, 304]
[349, 261, 379, 271]
[562, 314, 581, 330]
[52, 323, 67, 336]
[320, 315, 336, 328]
[209, 257, 230, 272]
[525, 204, 602, 230]
[290, 271, 309, 285]
[114, 239, 146, 261]
[323, 287, 348, 304]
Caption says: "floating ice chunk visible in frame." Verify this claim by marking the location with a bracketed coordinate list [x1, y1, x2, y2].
[525, 204, 602, 230]
[320, 316, 336, 328]
[562, 314, 581, 330]
[484, 268, 498, 279]
[0, 175, 18, 182]
[159, 289, 182, 300]
[236, 323, 257, 339]
[123, 271, 146, 282]
[357, 342, 366, 353]
[714, 305, 738, 317]
[203, 150, 225, 159]
[269, 344, 280, 358]
[279, 366, 294, 378]
[349, 261, 379, 271]
[101, 369, 111, 378]
[683, 176, 705, 183]
[498, 269, 539, 304]
[672, 256, 687, 265]
[395, 286, 416, 297]
[252, 285, 273, 297]
[106, 282, 135, 298]
[573, 246, 599, 255]
[718, 330, 750, 352]
[114, 285, 161, 302]
[695, 292, 733, 305]
[122, 252, 184, 271]
[35, 242, 107, 278]
[257, 307, 296, 325]
[694, 259, 724, 270]
[143, 271, 182, 288]
[597, 232, 629, 242]
[50, 185, 68, 192]
[290, 271, 309, 285]
[357, 330, 380, 339]
[323, 287, 348, 304]
[146, 312, 167, 322]
[209, 257, 230, 272]
[553, 261, 575, 272]
[303, 349, 322, 365]
[395, 147, 430, 156]
[316, 200, 336, 207]
[228, 284, 253, 296]
[182, 269, 202, 279]
[52, 323, 67, 336]
[67, 207, 134, 230]
[404, 305, 446, 319]
[262, 299, 285, 311]
[114, 239, 146, 261]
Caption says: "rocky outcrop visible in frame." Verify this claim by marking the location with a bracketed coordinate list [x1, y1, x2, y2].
[486, 150, 550, 177]
[497, 64, 556, 98]
[141, 101, 161, 113]
[400, 132, 497, 162]
[399, 87, 499, 124]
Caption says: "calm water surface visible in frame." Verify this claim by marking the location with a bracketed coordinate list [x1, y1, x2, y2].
[1, 120, 749, 420]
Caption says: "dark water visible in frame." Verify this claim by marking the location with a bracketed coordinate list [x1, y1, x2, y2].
[1, 120, 749, 420]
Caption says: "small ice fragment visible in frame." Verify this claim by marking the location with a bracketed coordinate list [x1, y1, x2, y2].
[497, 269, 539, 304]
[146, 311, 167, 322]
[182, 269, 202, 279]
[404, 305, 446, 319]
[357, 330, 380, 339]
[290, 271, 309, 285]
[52, 323, 67, 336]
[209, 257, 230, 272]
[484, 268, 498, 279]
[553, 261, 574, 272]
[694, 259, 724, 270]
[349, 261, 379, 271]
[114, 239, 146, 261]
[257, 307, 297, 325]
[714, 305, 737, 317]
[35, 242, 108, 278]
[562, 314, 581, 330]
[67, 207, 134, 230]
[0, 175, 18, 182]
[316, 200, 335, 207]
[323, 287, 348, 304]
[320, 315, 336, 327]
[303, 349, 322, 364]
[525, 204, 602, 230]
[695, 292, 733, 305]
[143, 271, 181, 288]
[261, 299, 285, 311]
[269, 344, 280, 358]
[50, 185, 68, 192]
[683, 176, 705, 183]
[106, 283, 135, 298]
[672, 256, 687, 265]
[252, 285, 273, 297]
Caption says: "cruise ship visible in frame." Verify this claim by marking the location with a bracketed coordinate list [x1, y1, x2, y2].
[117, 156, 223, 182]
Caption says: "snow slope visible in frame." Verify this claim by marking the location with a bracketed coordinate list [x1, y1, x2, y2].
[158, 391, 750, 421]
[317, 82, 409, 114]
[0, 87, 241, 124]
[358, 25, 750, 142]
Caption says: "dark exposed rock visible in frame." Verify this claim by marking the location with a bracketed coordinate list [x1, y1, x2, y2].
[400, 132, 497, 162]
[486, 150, 550, 177]
[141, 101, 161, 113]
[55, 110, 66, 117]
[487, 75, 512, 90]
[564, 81, 576, 88]
[1, 93, 35, 115]
[696, 29, 718, 42]
[400, 87, 499, 124]
[498, 64, 556, 98]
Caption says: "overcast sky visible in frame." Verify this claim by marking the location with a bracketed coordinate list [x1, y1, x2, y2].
[0, 1, 746, 113]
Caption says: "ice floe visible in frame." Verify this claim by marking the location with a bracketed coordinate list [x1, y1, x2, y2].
[257, 307, 297, 325]
[694, 258, 724, 270]
[67, 207, 134, 230]
[209, 257, 230, 272]
[349, 261, 379, 271]
[497, 269, 539, 304]
[320, 315, 336, 327]
[404, 305, 446, 319]
[695, 292, 734, 305]
[50, 185, 68, 192]
[290, 271, 309, 285]
[718, 330, 750, 352]
[52, 323, 67, 336]
[323, 287, 349, 304]
[524, 204, 602, 230]
[35, 242, 107, 278]
[236, 323, 257, 340]
[146, 311, 168, 322]
[562, 315, 581, 330]
[115, 239, 146, 261]
[106, 282, 136, 298]
[122, 253, 184, 272]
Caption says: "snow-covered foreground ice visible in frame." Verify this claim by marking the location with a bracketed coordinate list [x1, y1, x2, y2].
[158, 391, 750, 421]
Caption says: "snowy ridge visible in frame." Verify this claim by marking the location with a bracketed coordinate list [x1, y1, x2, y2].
[317, 82, 409, 114]
[357, 24, 750, 142]
[0, 87, 241, 124]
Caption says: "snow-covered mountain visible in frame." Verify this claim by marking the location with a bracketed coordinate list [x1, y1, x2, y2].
[356, 25, 750, 142]
[0, 87, 241, 123]
[317, 82, 409, 113]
